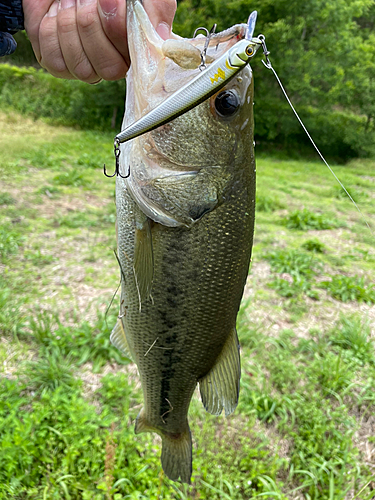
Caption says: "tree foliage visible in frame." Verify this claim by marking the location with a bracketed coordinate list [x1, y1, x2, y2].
[175, 0, 375, 158]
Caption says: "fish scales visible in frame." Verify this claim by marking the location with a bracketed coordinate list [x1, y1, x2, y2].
[112, 0, 256, 483]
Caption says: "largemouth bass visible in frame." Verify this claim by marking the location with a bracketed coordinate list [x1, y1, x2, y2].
[111, 0, 256, 484]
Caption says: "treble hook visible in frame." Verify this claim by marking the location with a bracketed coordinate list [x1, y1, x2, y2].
[193, 23, 217, 70]
[103, 138, 130, 178]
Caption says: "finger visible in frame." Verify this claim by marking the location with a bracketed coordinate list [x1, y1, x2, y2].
[23, 0, 55, 63]
[97, 0, 129, 68]
[57, 0, 99, 82]
[39, 0, 74, 79]
[143, 0, 177, 40]
[76, 0, 128, 80]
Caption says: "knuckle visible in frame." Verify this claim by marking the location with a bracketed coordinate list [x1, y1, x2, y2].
[41, 58, 69, 78]
[57, 13, 76, 36]
[40, 47, 67, 76]
[98, 60, 127, 81]
[73, 58, 97, 82]
[39, 17, 55, 40]
[77, 9, 99, 32]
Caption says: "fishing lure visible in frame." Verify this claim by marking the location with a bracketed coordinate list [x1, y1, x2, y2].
[115, 11, 260, 146]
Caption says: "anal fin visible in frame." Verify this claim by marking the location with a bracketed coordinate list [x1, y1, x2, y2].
[199, 327, 241, 417]
[110, 319, 133, 361]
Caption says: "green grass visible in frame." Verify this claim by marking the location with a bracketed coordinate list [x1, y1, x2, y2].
[320, 275, 375, 304]
[328, 315, 373, 365]
[27, 310, 129, 372]
[265, 249, 322, 300]
[53, 168, 92, 187]
[256, 193, 285, 213]
[333, 185, 368, 202]
[284, 208, 341, 230]
[0, 111, 374, 499]
[0, 224, 24, 262]
[301, 238, 326, 253]
[265, 249, 323, 278]
[0, 192, 15, 205]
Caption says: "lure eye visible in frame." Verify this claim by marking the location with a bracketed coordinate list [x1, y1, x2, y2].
[245, 45, 254, 57]
[214, 90, 240, 117]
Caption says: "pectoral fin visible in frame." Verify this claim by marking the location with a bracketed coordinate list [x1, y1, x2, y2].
[110, 319, 133, 361]
[133, 214, 154, 307]
[199, 327, 241, 417]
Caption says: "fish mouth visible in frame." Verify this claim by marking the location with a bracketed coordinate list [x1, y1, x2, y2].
[125, 1, 249, 121]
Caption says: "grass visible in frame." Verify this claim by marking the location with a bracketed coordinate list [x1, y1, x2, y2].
[0, 224, 24, 261]
[265, 249, 322, 300]
[0, 192, 15, 205]
[265, 249, 323, 278]
[0, 110, 374, 499]
[53, 168, 92, 187]
[256, 193, 285, 213]
[284, 208, 341, 230]
[320, 275, 375, 304]
[27, 310, 129, 372]
[301, 238, 326, 253]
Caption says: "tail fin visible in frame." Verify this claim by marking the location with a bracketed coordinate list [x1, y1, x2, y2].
[134, 408, 192, 484]
[161, 427, 192, 484]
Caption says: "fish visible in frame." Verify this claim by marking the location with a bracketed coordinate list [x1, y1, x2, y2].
[110, 0, 257, 484]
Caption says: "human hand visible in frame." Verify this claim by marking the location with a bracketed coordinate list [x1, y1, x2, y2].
[23, 0, 177, 83]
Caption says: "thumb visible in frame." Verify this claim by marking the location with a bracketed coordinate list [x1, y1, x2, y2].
[143, 0, 177, 40]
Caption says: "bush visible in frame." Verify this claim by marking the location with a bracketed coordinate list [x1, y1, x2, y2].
[0, 64, 125, 131]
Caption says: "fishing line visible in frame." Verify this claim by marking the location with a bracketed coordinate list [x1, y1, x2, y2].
[104, 249, 127, 328]
[258, 35, 373, 236]
[104, 279, 121, 328]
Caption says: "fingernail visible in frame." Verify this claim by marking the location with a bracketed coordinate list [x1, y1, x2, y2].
[78, 0, 95, 6]
[60, 0, 76, 9]
[156, 22, 170, 40]
[47, 1, 59, 17]
[98, 0, 117, 18]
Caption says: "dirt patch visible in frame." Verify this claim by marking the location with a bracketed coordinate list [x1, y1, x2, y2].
[242, 258, 375, 342]
[0, 337, 35, 379]
[2, 177, 112, 219]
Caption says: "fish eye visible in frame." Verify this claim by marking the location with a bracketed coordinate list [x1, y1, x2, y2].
[214, 90, 240, 117]
[245, 45, 254, 57]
